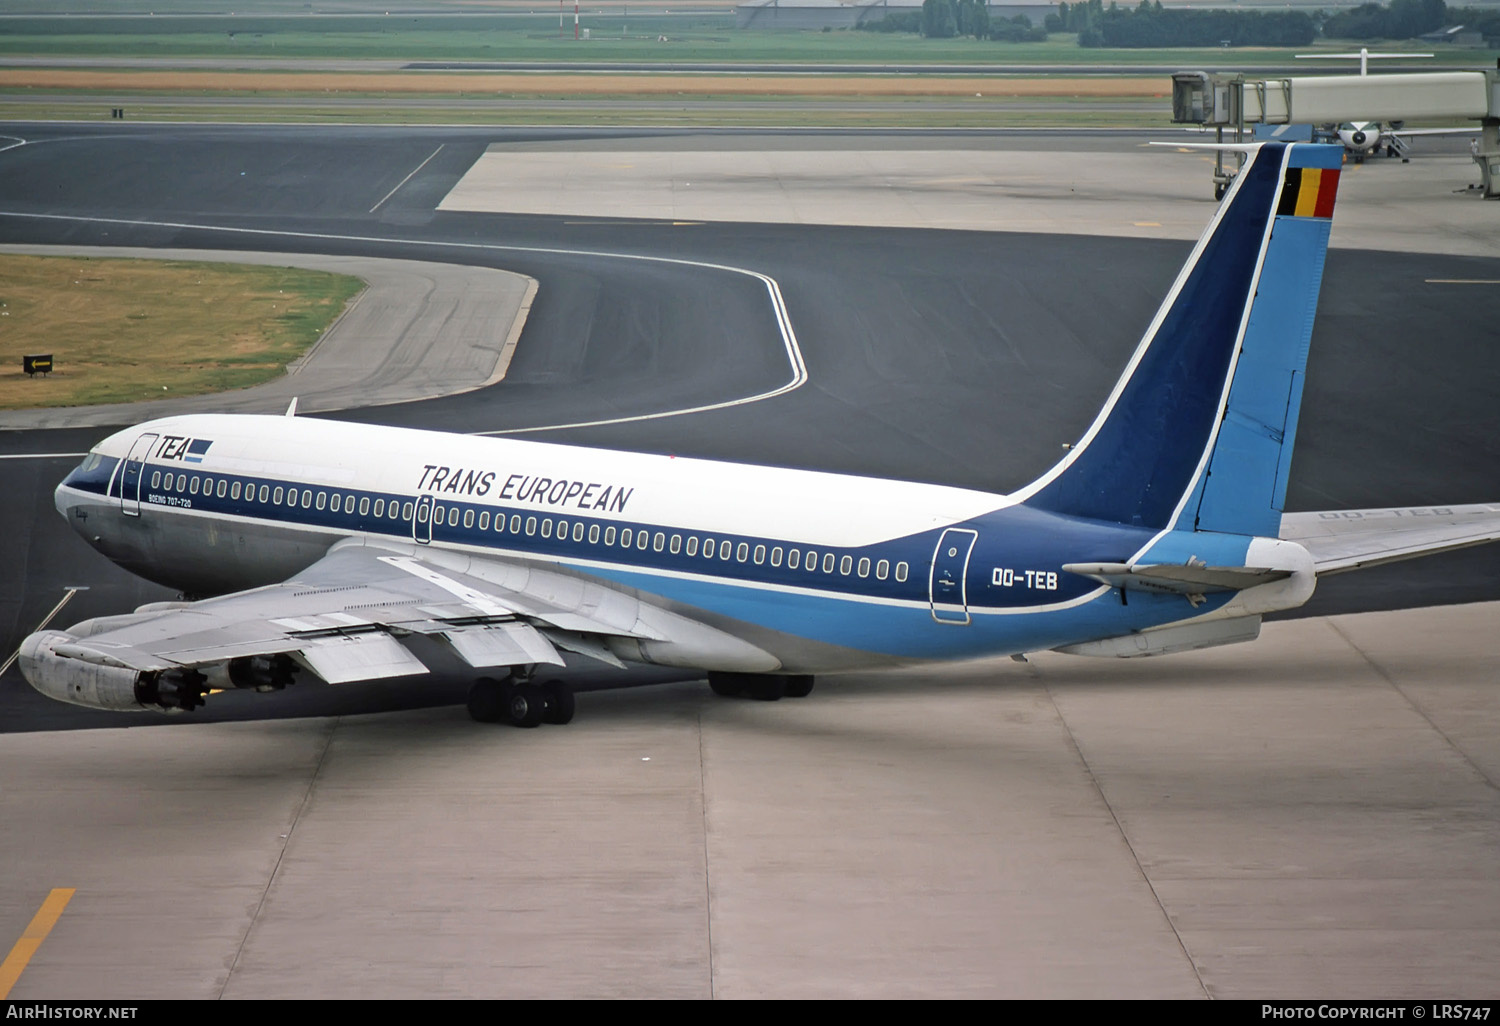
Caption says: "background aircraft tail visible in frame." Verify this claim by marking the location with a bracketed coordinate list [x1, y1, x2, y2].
[1018, 141, 1342, 537]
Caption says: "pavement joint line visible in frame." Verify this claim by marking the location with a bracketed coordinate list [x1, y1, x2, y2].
[0, 208, 809, 436]
[218, 717, 339, 999]
[1041, 681, 1212, 999]
[486, 276, 539, 389]
[0, 888, 75, 999]
[697, 709, 716, 999]
[1326, 616, 1500, 796]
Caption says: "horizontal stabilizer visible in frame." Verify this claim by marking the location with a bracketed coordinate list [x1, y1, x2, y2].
[1280, 503, 1500, 575]
[1055, 615, 1262, 657]
[1062, 561, 1292, 597]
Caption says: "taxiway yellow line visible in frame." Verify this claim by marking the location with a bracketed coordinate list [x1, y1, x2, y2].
[0, 889, 75, 998]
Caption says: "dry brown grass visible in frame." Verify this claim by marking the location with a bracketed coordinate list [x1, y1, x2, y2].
[0, 254, 364, 409]
[0, 68, 1166, 98]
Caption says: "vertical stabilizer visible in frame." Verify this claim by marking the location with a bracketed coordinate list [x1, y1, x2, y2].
[1017, 142, 1341, 536]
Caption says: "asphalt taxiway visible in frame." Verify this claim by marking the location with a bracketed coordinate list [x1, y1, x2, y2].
[0, 124, 1497, 998]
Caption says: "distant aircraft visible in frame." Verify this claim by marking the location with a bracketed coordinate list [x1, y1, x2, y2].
[1295, 49, 1477, 162]
[20, 142, 1500, 726]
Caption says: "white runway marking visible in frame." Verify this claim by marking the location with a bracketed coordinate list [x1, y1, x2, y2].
[0, 210, 809, 436]
[368, 144, 444, 214]
[0, 452, 86, 460]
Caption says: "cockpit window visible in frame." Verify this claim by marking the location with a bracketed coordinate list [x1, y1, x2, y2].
[78, 452, 103, 474]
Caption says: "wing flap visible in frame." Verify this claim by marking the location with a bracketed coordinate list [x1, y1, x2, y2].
[296, 634, 429, 684]
[1280, 503, 1500, 574]
[441, 622, 565, 669]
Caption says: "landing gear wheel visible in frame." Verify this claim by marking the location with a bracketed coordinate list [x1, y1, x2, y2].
[783, 675, 814, 699]
[1213, 182, 1226, 201]
[466, 677, 506, 723]
[506, 684, 546, 728]
[708, 673, 746, 698]
[541, 680, 575, 725]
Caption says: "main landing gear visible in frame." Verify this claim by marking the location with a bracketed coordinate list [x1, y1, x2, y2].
[707, 671, 815, 702]
[467, 675, 575, 727]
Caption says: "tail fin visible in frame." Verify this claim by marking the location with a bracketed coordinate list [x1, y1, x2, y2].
[1017, 141, 1341, 536]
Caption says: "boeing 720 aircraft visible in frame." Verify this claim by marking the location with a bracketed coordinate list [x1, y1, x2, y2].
[20, 142, 1500, 727]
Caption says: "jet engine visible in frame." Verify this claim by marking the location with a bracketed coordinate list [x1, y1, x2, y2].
[18, 632, 297, 713]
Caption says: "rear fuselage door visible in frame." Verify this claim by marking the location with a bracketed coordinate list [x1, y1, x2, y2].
[118, 432, 158, 517]
[929, 527, 978, 625]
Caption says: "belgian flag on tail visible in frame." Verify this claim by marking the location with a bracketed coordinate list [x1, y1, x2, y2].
[1276, 166, 1340, 219]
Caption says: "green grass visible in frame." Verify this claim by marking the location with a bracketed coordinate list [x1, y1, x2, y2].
[0, 16, 1493, 68]
[0, 255, 365, 409]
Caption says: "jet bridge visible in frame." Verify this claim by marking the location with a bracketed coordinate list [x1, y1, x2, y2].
[1171, 64, 1500, 198]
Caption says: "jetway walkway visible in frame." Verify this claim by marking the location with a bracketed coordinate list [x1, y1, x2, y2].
[1171, 63, 1500, 198]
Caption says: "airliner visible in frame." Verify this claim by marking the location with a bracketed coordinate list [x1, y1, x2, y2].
[20, 141, 1500, 728]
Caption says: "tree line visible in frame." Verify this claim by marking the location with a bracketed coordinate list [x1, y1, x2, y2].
[859, 0, 1495, 47]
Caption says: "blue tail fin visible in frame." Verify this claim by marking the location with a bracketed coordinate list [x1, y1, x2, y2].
[1018, 142, 1342, 536]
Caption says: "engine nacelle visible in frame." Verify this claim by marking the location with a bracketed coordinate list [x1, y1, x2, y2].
[19, 631, 207, 713]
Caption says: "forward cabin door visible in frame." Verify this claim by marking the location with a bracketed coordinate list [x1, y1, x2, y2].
[118, 432, 158, 517]
[412, 494, 434, 545]
[929, 528, 978, 625]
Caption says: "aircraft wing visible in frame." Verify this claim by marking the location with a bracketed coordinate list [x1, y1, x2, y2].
[41, 537, 777, 686]
[1279, 503, 1500, 575]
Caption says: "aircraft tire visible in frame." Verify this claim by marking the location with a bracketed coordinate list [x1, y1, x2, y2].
[1213, 183, 1226, 201]
[783, 675, 814, 698]
[541, 680, 575, 725]
[708, 673, 746, 698]
[506, 684, 546, 728]
[745, 677, 785, 702]
[466, 677, 507, 724]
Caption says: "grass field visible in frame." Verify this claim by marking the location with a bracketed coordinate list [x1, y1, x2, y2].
[0, 255, 365, 410]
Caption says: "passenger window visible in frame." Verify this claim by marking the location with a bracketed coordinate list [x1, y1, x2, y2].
[316, 492, 327, 511]
[189, 477, 199, 495]
[876, 559, 889, 580]
[804, 550, 817, 571]
[857, 557, 870, 578]
[771, 547, 783, 567]
[510, 515, 521, 533]
[719, 540, 732, 560]
[220, 480, 230, 498]
[478, 511, 489, 530]
[374, 498, 383, 517]
[653, 532, 664, 552]
[788, 549, 800, 570]
[604, 526, 616, 546]
[589, 524, 600, 544]
[463, 509, 474, 529]
[259, 485, 269, 503]
[638, 532, 649, 551]
[177, 474, 187, 492]
[754, 544, 765, 565]
[346, 496, 356, 514]
[621, 528, 633, 547]
[556, 519, 568, 538]
[274, 486, 284, 504]
[541, 519, 552, 538]
[330, 493, 340, 509]
[574, 523, 585, 543]
[823, 553, 835, 574]
[302, 490, 312, 508]
[231, 482, 240, 500]
[896, 562, 909, 582]
[669, 534, 681, 554]
[402, 502, 414, 519]
[448, 508, 459, 527]
[360, 497, 370, 516]
[150, 471, 160, 489]
[736, 543, 748, 562]
[839, 555, 853, 575]
[686, 537, 699, 557]
[526, 517, 537, 536]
